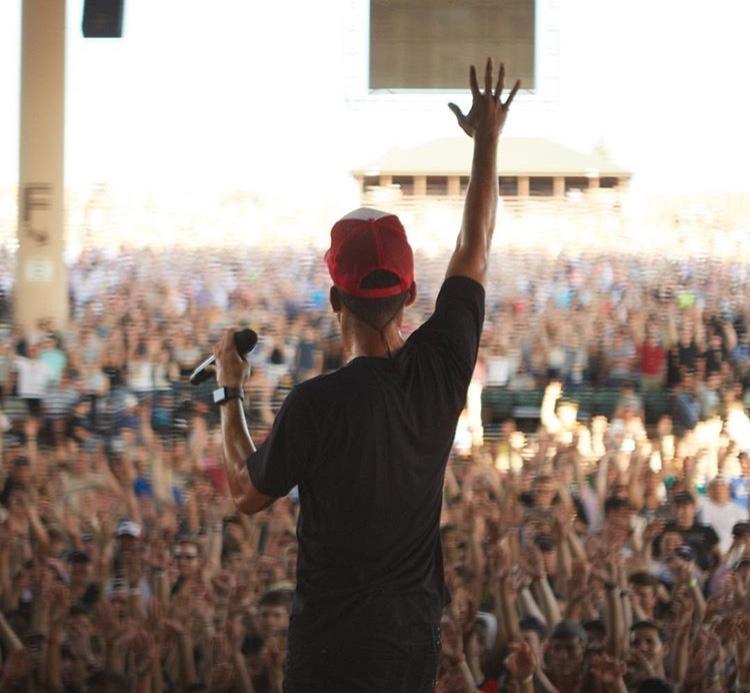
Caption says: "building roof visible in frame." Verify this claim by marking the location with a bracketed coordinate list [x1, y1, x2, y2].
[354, 137, 630, 178]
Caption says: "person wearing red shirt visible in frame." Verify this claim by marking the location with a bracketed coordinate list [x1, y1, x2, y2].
[638, 323, 665, 390]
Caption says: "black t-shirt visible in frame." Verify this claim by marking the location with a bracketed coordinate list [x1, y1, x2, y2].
[103, 365, 126, 388]
[704, 345, 727, 375]
[666, 346, 683, 387]
[677, 340, 699, 372]
[247, 276, 484, 647]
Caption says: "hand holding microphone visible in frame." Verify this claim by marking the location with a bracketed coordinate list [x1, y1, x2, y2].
[190, 328, 258, 386]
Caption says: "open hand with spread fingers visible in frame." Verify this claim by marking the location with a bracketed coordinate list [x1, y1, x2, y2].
[505, 639, 537, 682]
[448, 58, 520, 140]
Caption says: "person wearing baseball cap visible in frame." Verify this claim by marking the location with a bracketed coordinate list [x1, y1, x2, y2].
[212, 58, 520, 692]
[662, 491, 720, 571]
[323, 207, 417, 356]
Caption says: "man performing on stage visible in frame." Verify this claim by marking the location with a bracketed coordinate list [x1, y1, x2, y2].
[213, 59, 520, 692]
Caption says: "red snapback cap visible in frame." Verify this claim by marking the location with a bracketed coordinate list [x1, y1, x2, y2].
[325, 208, 414, 299]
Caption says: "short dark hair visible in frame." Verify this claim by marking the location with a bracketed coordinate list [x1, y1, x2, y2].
[631, 620, 666, 643]
[339, 270, 409, 331]
[672, 491, 695, 506]
[440, 523, 458, 537]
[549, 619, 587, 642]
[604, 496, 630, 515]
[68, 550, 91, 564]
[637, 678, 674, 693]
[532, 475, 554, 488]
[629, 571, 660, 589]
[519, 615, 548, 641]
[582, 618, 606, 641]
[259, 589, 293, 611]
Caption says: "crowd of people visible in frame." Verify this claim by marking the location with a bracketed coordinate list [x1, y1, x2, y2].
[2, 244, 750, 691]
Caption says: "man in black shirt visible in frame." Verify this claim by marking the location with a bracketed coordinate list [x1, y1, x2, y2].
[662, 491, 720, 571]
[213, 60, 520, 692]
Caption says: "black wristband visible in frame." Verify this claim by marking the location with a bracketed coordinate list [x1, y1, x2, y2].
[213, 386, 244, 405]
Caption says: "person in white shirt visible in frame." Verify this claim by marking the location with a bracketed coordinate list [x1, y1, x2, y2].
[14, 343, 53, 417]
[699, 475, 749, 554]
[127, 344, 155, 394]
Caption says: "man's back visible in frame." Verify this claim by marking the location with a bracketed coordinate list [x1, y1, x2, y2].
[247, 277, 484, 642]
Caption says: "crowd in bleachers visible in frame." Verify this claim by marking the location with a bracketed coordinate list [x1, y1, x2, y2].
[2, 245, 750, 691]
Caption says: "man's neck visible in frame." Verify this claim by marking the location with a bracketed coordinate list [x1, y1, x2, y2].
[342, 323, 405, 361]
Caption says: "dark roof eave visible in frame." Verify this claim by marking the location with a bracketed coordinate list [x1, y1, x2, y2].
[352, 169, 632, 178]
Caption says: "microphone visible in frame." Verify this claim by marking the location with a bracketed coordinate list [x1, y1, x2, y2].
[189, 328, 258, 386]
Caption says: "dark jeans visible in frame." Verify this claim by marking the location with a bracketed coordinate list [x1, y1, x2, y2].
[283, 622, 441, 693]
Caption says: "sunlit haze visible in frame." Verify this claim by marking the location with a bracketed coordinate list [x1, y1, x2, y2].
[0, 0, 749, 235]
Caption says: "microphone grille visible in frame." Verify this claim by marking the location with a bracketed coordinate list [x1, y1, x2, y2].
[234, 329, 258, 355]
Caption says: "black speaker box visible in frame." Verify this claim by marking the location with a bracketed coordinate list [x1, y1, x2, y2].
[82, 0, 124, 38]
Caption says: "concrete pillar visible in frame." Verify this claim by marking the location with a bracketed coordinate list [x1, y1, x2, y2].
[413, 176, 426, 196]
[379, 175, 392, 187]
[517, 176, 529, 198]
[588, 176, 600, 191]
[447, 176, 460, 196]
[553, 176, 565, 198]
[16, 0, 68, 332]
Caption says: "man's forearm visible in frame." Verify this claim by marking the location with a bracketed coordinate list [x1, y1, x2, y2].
[455, 660, 478, 692]
[519, 586, 546, 625]
[533, 575, 562, 628]
[220, 400, 256, 504]
[458, 133, 499, 267]
[46, 624, 64, 692]
[220, 401, 272, 514]
[605, 584, 624, 659]
[499, 577, 521, 641]
[0, 610, 24, 652]
[672, 625, 690, 688]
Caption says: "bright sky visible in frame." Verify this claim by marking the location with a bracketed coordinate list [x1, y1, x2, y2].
[0, 0, 749, 208]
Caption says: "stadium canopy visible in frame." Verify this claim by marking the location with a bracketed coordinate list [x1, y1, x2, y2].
[354, 137, 631, 198]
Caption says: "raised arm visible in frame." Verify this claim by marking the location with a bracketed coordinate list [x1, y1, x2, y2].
[446, 59, 520, 286]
